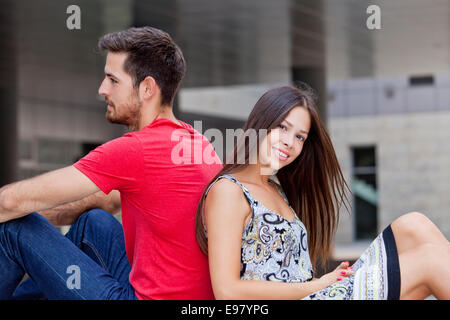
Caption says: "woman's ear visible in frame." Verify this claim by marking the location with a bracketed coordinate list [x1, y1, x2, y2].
[139, 76, 157, 101]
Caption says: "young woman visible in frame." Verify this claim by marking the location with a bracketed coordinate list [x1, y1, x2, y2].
[195, 84, 450, 300]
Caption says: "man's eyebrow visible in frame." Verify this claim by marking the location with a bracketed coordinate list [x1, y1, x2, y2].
[283, 119, 309, 135]
[105, 71, 119, 79]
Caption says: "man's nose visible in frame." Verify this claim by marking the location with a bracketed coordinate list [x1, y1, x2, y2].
[98, 78, 108, 96]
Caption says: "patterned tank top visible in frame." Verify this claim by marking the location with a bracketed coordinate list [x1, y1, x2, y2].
[204, 174, 314, 283]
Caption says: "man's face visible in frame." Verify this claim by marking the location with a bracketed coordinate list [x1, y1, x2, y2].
[98, 52, 141, 131]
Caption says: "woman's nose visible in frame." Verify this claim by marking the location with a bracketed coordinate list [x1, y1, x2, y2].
[281, 133, 294, 148]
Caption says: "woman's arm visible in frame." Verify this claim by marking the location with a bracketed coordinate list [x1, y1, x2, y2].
[205, 178, 352, 300]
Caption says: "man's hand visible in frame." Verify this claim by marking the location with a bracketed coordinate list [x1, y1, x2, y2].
[0, 166, 100, 223]
[39, 190, 121, 226]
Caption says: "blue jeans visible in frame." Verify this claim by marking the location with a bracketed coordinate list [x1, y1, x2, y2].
[0, 209, 137, 300]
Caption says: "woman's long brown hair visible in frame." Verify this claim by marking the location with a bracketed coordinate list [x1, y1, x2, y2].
[195, 84, 351, 270]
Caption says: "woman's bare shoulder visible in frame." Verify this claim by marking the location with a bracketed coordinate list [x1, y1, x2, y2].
[207, 177, 244, 200]
[205, 177, 250, 214]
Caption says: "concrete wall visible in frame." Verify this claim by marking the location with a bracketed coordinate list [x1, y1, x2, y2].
[324, 1, 450, 260]
[328, 75, 450, 247]
[15, 0, 128, 178]
[325, 0, 450, 80]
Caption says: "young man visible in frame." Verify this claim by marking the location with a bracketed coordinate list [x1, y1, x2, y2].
[0, 27, 222, 299]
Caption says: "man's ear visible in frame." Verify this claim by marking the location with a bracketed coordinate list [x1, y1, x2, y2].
[139, 76, 158, 101]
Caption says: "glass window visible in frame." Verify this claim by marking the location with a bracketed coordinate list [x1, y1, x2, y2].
[37, 139, 75, 165]
[352, 146, 378, 240]
[19, 139, 33, 160]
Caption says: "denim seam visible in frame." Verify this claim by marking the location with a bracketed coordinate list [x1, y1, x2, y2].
[82, 239, 109, 272]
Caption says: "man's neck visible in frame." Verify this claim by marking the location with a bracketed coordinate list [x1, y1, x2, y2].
[133, 104, 181, 131]
[154, 107, 181, 126]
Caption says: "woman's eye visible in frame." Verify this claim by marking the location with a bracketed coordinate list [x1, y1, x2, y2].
[297, 135, 305, 141]
[278, 124, 286, 130]
[109, 78, 117, 84]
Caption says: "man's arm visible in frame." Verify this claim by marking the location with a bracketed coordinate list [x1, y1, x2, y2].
[0, 165, 101, 223]
[39, 190, 121, 226]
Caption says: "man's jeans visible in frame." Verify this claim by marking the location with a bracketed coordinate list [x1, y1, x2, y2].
[0, 209, 137, 300]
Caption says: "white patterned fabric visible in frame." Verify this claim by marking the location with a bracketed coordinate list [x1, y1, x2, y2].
[304, 232, 390, 300]
[205, 174, 400, 300]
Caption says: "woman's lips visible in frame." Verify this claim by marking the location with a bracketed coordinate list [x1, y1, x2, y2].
[273, 147, 289, 161]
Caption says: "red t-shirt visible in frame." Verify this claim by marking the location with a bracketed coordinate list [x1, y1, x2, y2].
[74, 118, 222, 300]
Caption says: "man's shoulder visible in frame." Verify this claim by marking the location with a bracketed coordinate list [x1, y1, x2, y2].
[93, 132, 143, 157]
[135, 119, 204, 144]
[137, 119, 191, 135]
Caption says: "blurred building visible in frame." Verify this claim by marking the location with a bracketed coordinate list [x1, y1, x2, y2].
[326, 0, 450, 260]
[0, 0, 448, 265]
[1, 0, 127, 183]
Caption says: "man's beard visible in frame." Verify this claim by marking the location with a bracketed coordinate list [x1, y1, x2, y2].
[105, 96, 141, 131]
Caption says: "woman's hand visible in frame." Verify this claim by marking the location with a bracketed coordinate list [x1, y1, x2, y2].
[318, 261, 355, 288]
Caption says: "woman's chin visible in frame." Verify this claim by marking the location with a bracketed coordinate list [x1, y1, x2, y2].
[258, 162, 282, 175]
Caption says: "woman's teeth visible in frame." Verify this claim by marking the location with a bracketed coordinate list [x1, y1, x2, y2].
[277, 150, 288, 158]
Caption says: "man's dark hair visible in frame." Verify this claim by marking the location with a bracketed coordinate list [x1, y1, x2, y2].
[98, 26, 186, 106]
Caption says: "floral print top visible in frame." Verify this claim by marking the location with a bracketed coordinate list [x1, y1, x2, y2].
[205, 174, 314, 283]
[204, 174, 400, 300]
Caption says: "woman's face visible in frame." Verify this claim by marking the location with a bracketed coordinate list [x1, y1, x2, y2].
[259, 106, 311, 173]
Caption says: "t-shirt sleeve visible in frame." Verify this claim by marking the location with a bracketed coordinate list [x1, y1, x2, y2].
[73, 134, 144, 195]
